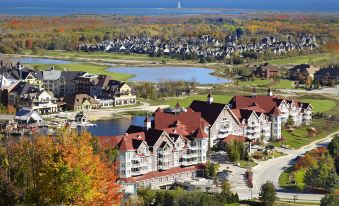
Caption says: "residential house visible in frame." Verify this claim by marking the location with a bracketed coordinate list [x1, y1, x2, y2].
[289, 64, 320, 82]
[90, 75, 136, 107]
[14, 108, 43, 126]
[64, 94, 100, 111]
[5, 82, 40, 106]
[18, 90, 58, 114]
[314, 65, 339, 85]
[253, 63, 279, 79]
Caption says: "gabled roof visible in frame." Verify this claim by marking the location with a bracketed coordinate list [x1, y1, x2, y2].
[189, 100, 226, 125]
[64, 94, 100, 107]
[14, 108, 42, 121]
[154, 108, 209, 135]
[193, 127, 208, 139]
[270, 106, 282, 115]
[231, 109, 257, 122]
[9, 82, 39, 96]
[118, 137, 134, 152]
[229, 95, 286, 113]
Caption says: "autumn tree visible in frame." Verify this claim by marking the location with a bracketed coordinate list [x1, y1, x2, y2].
[0, 131, 121, 206]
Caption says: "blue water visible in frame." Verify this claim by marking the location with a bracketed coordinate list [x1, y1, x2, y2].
[86, 116, 145, 136]
[0, 8, 240, 16]
[17, 57, 75, 65]
[1, 0, 338, 15]
[108, 66, 231, 84]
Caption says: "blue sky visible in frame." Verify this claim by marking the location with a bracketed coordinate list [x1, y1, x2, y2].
[1, 0, 339, 12]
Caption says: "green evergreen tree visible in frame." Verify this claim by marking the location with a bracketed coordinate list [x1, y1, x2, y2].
[259, 181, 278, 206]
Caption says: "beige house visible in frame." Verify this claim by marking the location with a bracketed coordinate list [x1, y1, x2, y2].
[289, 64, 320, 82]
[64, 94, 100, 111]
[90, 75, 136, 107]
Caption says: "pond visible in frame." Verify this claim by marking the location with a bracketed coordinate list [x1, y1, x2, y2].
[17, 57, 75, 65]
[16, 57, 231, 84]
[108, 66, 231, 84]
[85, 116, 145, 136]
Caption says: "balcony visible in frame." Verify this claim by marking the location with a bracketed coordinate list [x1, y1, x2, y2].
[131, 162, 147, 169]
[158, 164, 170, 170]
[182, 152, 199, 159]
[181, 160, 198, 166]
[189, 146, 199, 150]
[131, 168, 147, 176]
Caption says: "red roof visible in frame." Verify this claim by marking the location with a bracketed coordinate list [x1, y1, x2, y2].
[120, 164, 205, 183]
[229, 95, 291, 114]
[154, 109, 209, 135]
[194, 127, 208, 139]
[223, 134, 247, 143]
[270, 106, 282, 115]
[155, 107, 164, 113]
[118, 137, 134, 152]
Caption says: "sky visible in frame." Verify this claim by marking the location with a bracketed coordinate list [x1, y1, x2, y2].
[1, 0, 339, 12]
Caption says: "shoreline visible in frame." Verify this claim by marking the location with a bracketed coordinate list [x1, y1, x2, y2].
[9, 53, 233, 83]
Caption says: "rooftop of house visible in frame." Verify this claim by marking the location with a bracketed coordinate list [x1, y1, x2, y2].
[189, 100, 227, 125]
[153, 107, 209, 135]
[64, 94, 100, 106]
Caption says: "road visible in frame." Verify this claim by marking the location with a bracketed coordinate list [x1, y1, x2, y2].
[225, 131, 339, 202]
[279, 86, 339, 98]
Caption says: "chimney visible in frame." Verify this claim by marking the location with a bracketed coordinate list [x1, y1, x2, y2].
[252, 87, 257, 98]
[175, 101, 181, 115]
[267, 88, 273, 96]
[207, 91, 213, 104]
[144, 113, 151, 130]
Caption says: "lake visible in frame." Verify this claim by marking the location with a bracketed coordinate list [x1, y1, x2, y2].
[17, 57, 231, 84]
[85, 116, 145, 136]
[108, 66, 231, 84]
[17, 57, 75, 65]
[0, 7, 240, 16]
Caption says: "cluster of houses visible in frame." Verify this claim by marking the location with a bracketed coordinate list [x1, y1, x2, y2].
[98, 90, 313, 190]
[78, 34, 319, 61]
[287, 64, 339, 85]
[0, 55, 136, 120]
[252, 62, 339, 85]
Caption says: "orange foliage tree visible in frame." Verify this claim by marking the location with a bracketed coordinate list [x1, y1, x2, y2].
[0, 130, 121, 206]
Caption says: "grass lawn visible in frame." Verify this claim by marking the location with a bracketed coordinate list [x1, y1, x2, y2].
[237, 160, 257, 168]
[269, 53, 339, 65]
[299, 99, 337, 113]
[29, 50, 157, 61]
[238, 79, 295, 89]
[278, 170, 298, 190]
[273, 119, 339, 149]
[144, 94, 232, 107]
[27, 63, 133, 81]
